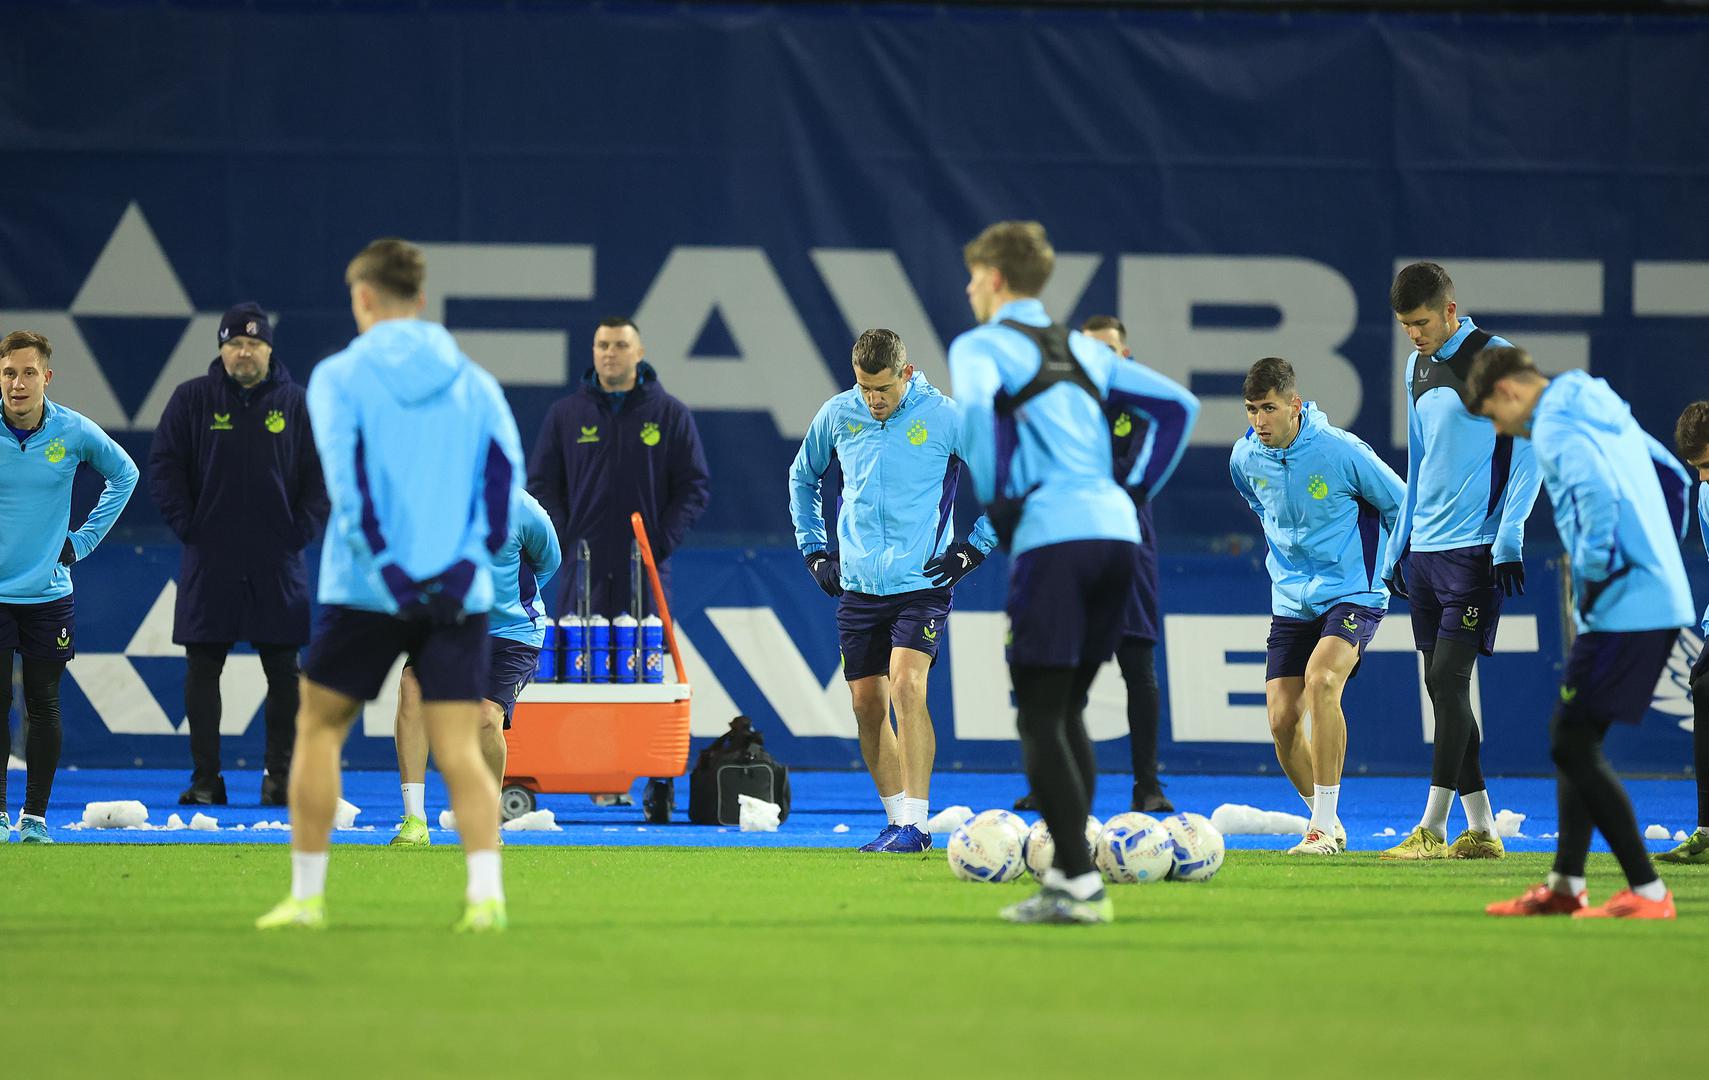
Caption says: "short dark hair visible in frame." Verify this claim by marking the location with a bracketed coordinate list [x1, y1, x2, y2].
[1465, 345, 1542, 406]
[1676, 401, 1709, 459]
[0, 329, 51, 363]
[345, 237, 426, 302]
[597, 315, 639, 335]
[963, 221, 1055, 297]
[852, 328, 907, 375]
[1242, 357, 1296, 402]
[1081, 315, 1126, 344]
[1390, 262, 1454, 314]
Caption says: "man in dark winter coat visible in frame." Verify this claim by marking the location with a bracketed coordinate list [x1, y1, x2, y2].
[527, 316, 709, 617]
[148, 303, 329, 806]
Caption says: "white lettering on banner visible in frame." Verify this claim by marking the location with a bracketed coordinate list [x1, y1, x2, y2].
[1389, 259, 1601, 447]
[1118, 256, 1362, 441]
[1633, 262, 1709, 316]
[665, 625, 745, 738]
[633, 248, 839, 439]
[1162, 613, 1541, 744]
[416, 243, 594, 387]
[703, 607, 854, 737]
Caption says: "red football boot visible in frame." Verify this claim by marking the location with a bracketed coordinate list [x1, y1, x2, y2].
[1485, 883, 1587, 916]
[1572, 888, 1676, 920]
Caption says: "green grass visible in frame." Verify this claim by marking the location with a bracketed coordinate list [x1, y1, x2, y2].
[7, 845, 1705, 1078]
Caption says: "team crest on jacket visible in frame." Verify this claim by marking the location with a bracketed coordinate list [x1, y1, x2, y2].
[1307, 474, 1329, 499]
[907, 420, 928, 446]
[640, 422, 661, 447]
[1113, 414, 1133, 437]
[44, 438, 67, 463]
[265, 410, 285, 434]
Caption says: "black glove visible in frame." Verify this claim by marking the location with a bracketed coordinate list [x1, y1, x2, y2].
[1384, 562, 1408, 600]
[805, 551, 843, 597]
[1492, 559, 1526, 598]
[381, 564, 470, 627]
[923, 541, 986, 588]
[1578, 565, 1631, 621]
[59, 539, 77, 566]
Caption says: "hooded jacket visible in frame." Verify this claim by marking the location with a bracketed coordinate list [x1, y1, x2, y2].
[490, 489, 562, 648]
[788, 371, 996, 595]
[307, 319, 524, 616]
[1528, 371, 1693, 634]
[148, 357, 328, 644]
[1230, 402, 1406, 619]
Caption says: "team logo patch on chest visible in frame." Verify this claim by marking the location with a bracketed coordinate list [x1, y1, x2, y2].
[907, 420, 928, 446]
[1113, 414, 1133, 437]
[44, 438, 67, 463]
[265, 410, 285, 434]
[640, 422, 661, 447]
[1307, 474, 1329, 500]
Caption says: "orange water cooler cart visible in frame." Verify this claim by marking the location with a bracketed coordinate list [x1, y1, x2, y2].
[501, 514, 692, 823]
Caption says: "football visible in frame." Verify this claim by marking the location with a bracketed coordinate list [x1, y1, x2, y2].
[1095, 812, 1175, 884]
[946, 820, 1026, 883]
[967, 808, 1030, 846]
[1163, 812, 1226, 882]
[1022, 814, 1104, 881]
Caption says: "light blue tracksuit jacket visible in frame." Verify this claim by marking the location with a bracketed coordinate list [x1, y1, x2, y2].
[490, 489, 562, 647]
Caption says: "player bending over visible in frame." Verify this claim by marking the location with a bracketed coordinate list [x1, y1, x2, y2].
[1231, 358, 1404, 855]
[390, 488, 560, 845]
[256, 238, 524, 932]
[949, 221, 1199, 924]
[1473, 348, 1690, 919]
[1658, 401, 1709, 865]
[788, 329, 997, 853]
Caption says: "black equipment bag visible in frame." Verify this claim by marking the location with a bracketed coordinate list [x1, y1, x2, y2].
[688, 715, 792, 826]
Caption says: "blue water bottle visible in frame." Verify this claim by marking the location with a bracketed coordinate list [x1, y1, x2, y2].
[537, 622, 559, 682]
[588, 615, 612, 682]
[563, 615, 586, 683]
[613, 614, 639, 684]
[641, 615, 665, 683]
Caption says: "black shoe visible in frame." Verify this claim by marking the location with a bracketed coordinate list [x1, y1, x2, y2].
[260, 772, 288, 807]
[1012, 792, 1038, 812]
[1132, 784, 1173, 815]
[179, 776, 228, 806]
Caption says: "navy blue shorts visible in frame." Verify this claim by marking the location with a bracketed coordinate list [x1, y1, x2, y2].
[837, 587, 952, 681]
[1006, 539, 1137, 668]
[303, 605, 490, 703]
[1123, 505, 1161, 644]
[1555, 628, 1679, 727]
[1408, 546, 1504, 655]
[1266, 602, 1384, 681]
[485, 637, 541, 729]
[0, 596, 75, 661]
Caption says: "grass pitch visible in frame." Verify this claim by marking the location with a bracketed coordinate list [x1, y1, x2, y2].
[8, 845, 1704, 1079]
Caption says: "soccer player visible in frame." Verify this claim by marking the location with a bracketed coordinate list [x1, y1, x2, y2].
[390, 489, 561, 845]
[1472, 349, 1691, 918]
[1013, 314, 1175, 815]
[788, 329, 997, 853]
[1381, 263, 1541, 861]
[256, 239, 524, 931]
[0, 330, 138, 844]
[949, 222, 1199, 923]
[1231, 358, 1405, 855]
[1658, 400, 1709, 865]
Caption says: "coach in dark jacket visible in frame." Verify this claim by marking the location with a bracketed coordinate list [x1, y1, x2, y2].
[528, 315, 710, 617]
[148, 303, 328, 806]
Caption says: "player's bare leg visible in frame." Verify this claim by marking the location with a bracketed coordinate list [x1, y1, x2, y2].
[256, 678, 360, 928]
[478, 700, 508, 785]
[1289, 637, 1358, 854]
[389, 668, 431, 846]
[1265, 677, 1312, 802]
[425, 700, 506, 931]
[884, 647, 935, 851]
[850, 674, 905, 849]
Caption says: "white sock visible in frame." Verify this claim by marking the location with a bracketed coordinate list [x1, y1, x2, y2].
[466, 849, 504, 904]
[20, 813, 45, 825]
[291, 851, 329, 900]
[1420, 786, 1453, 838]
[901, 797, 929, 829]
[1546, 871, 1585, 897]
[1300, 793, 1314, 815]
[401, 782, 426, 821]
[1310, 785, 1340, 832]
[1461, 789, 1495, 834]
[1062, 870, 1103, 901]
[1633, 878, 1668, 902]
[878, 791, 904, 825]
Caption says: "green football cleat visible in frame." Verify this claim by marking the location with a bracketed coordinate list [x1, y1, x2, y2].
[1446, 828, 1505, 859]
[453, 897, 508, 933]
[1656, 827, 1709, 865]
[999, 888, 1114, 925]
[17, 817, 52, 844]
[1379, 825, 1448, 861]
[389, 814, 431, 847]
[255, 894, 326, 930]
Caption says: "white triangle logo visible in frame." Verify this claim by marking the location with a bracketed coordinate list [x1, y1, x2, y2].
[70, 202, 194, 317]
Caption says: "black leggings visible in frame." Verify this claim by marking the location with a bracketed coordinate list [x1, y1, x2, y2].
[0, 652, 67, 817]
[1116, 639, 1161, 793]
[1692, 648, 1709, 829]
[1012, 662, 1101, 879]
[185, 643, 300, 779]
[1424, 638, 1486, 795]
[1549, 712, 1657, 887]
